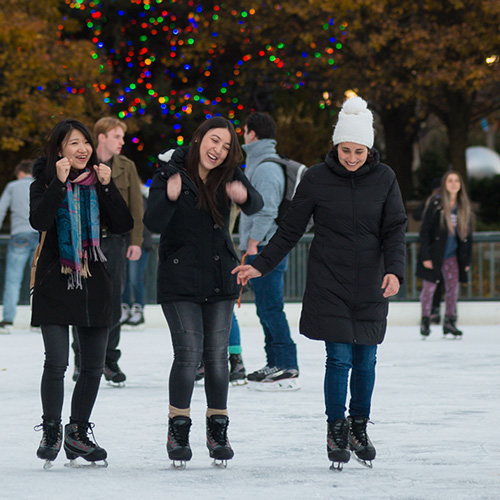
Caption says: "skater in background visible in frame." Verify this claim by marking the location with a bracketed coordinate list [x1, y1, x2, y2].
[144, 116, 263, 467]
[233, 96, 407, 469]
[417, 170, 472, 338]
[30, 119, 132, 468]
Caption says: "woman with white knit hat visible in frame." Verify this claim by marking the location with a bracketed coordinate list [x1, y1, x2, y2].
[233, 96, 407, 470]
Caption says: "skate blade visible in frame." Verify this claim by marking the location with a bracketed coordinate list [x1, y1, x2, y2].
[251, 378, 301, 392]
[170, 460, 187, 470]
[329, 461, 345, 471]
[230, 378, 247, 386]
[211, 459, 228, 469]
[43, 460, 55, 470]
[65, 458, 108, 468]
[354, 456, 373, 468]
[106, 380, 126, 388]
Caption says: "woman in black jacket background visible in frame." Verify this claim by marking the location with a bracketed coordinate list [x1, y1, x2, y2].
[233, 97, 407, 470]
[417, 170, 472, 338]
[144, 117, 263, 468]
[31, 119, 133, 468]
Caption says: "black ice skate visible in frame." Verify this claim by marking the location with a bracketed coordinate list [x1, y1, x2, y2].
[104, 360, 126, 385]
[347, 416, 376, 468]
[35, 418, 62, 469]
[167, 416, 192, 469]
[443, 315, 463, 338]
[206, 415, 234, 468]
[430, 305, 441, 325]
[195, 361, 205, 383]
[229, 354, 247, 385]
[327, 419, 351, 471]
[420, 317, 430, 338]
[64, 422, 108, 468]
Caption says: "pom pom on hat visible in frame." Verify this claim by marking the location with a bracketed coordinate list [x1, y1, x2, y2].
[332, 96, 374, 149]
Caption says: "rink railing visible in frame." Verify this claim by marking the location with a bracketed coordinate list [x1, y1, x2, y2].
[1, 232, 499, 305]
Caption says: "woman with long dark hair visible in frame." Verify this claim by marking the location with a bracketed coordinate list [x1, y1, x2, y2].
[144, 116, 263, 468]
[31, 119, 133, 468]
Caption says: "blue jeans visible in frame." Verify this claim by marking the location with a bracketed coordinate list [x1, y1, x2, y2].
[162, 300, 234, 410]
[122, 249, 150, 307]
[228, 311, 241, 355]
[324, 342, 377, 422]
[246, 252, 298, 370]
[2, 232, 38, 322]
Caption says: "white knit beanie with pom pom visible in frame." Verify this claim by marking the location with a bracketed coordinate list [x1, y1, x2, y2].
[332, 96, 374, 149]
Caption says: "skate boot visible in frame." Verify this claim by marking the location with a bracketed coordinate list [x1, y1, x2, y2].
[327, 419, 351, 471]
[420, 317, 430, 338]
[443, 315, 462, 338]
[127, 304, 145, 328]
[430, 305, 441, 325]
[120, 303, 130, 326]
[72, 364, 80, 382]
[195, 361, 205, 383]
[206, 415, 234, 468]
[35, 418, 62, 469]
[167, 416, 192, 469]
[247, 365, 275, 382]
[64, 422, 108, 468]
[229, 354, 247, 385]
[347, 416, 376, 467]
[104, 360, 126, 385]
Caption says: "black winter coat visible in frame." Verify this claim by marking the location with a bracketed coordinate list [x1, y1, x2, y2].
[144, 147, 264, 303]
[30, 157, 134, 327]
[416, 195, 472, 284]
[252, 149, 407, 345]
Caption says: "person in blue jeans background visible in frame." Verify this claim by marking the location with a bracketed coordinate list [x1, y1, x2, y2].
[0, 160, 38, 332]
[238, 112, 299, 391]
[234, 97, 407, 469]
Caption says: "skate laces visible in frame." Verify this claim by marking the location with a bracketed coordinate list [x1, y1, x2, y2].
[73, 422, 99, 448]
[329, 420, 348, 448]
[350, 418, 372, 446]
[208, 417, 229, 446]
[35, 421, 61, 447]
[170, 419, 191, 447]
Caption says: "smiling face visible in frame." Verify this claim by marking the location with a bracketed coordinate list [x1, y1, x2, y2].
[337, 142, 369, 171]
[60, 129, 93, 171]
[198, 127, 231, 181]
[445, 173, 461, 197]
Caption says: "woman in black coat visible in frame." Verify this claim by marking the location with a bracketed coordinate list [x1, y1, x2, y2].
[31, 119, 133, 468]
[144, 116, 263, 468]
[233, 97, 407, 469]
[416, 170, 472, 338]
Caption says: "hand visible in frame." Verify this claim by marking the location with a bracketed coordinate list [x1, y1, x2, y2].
[94, 163, 112, 185]
[127, 245, 142, 261]
[381, 273, 400, 298]
[246, 238, 260, 256]
[423, 260, 433, 269]
[167, 173, 182, 201]
[231, 264, 262, 286]
[56, 157, 71, 183]
[465, 266, 470, 272]
[226, 180, 247, 205]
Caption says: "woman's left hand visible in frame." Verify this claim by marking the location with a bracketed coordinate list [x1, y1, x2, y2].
[382, 273, 400, 298]
[94, 163, 112, 185]
[226, 180, 248, 205]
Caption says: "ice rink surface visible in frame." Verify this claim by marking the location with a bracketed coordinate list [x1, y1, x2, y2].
[1, 305, 499, 500]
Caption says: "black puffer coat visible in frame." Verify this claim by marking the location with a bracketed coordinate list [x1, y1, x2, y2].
[144, 147, 263, 304]
[252, 149, 407, 345]
[416, 195, 472, 284]
[30, 157, 133, 327]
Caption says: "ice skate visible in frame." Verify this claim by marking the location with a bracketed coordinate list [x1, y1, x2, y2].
[103, 360, 126, 386]
[35, 418, 62, 469]
[229, 354, 247, 386]
[443, 315, 463, 338]
[206, 415, 234, 468]
[64, 422, 108, 468]
[327, 419, 351, 471]
[430, 305, 441, 325]
[252, 368, 301, 392]
[126, 304, 145, 330]
[347, 416, 376, 468]
[167, 416, 192, 469]
[195, 361, 205, 385]
[420, 317, 430, 339]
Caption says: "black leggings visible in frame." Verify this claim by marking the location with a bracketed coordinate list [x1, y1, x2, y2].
[162, 300, 233, 410]
[40, 325, 108, 423]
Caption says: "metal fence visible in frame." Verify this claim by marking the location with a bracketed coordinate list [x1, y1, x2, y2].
[1, 232, 499, 305]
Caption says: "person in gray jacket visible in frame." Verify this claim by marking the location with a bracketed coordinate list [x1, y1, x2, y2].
[238, 112, 299, 391]
[0, 160, 38, 332]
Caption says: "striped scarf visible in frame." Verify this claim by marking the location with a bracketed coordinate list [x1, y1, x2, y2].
[56, 168, 106, 289]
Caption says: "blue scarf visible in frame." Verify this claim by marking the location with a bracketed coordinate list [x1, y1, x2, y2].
[56, 169, 106, 289]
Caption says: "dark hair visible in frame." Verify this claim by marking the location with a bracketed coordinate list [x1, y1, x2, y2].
[244, 112, 277, 140]
[42, 119, 98, 183]
[14, 159, 33, 177]
[185, 117, 243, 226]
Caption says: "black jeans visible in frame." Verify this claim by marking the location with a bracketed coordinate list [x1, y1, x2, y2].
[41, 325, 108, 423]
[162, 300, 234, 410]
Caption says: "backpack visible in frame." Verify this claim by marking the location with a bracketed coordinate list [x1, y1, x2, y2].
[261, 155, 308, 225]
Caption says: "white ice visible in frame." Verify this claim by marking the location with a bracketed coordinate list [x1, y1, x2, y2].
[1, 304, 499, 500]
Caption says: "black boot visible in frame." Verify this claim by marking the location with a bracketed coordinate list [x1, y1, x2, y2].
[64, 422, 108, 465]
[35, 418, 62, 464]
[443, 315, 462, 337]
[167, 416, 192, 464]
[347, 416, 376, 466]
[229, 354, 247, 384]
[430, 305, 441, 325]
[195, 361, 205, 382]
[327, 419, 350, 469]
[206, 415, 234, 463]
[420, 316, 431, 337]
